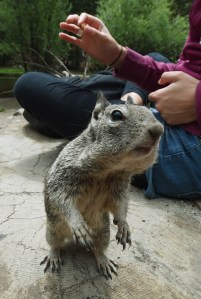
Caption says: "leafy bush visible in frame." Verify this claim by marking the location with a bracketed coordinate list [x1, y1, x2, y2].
[0, 42, 19, 66]
[0, 0, 72, 71]
[0, 0, 99, 72]
[97, 0, 188, 62]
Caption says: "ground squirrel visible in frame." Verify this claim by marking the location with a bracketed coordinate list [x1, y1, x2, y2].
[41, 92, 163, 279]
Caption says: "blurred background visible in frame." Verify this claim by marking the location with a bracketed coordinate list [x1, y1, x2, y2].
[0, 0, 191, 97]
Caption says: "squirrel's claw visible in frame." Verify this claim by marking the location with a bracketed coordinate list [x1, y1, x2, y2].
[96, 254, 118, 280]
[40, 249, 63, 273]
[116, 222, 131, 250]
[72, 223, 95, 248]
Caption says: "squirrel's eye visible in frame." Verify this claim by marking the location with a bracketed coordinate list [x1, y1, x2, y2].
[111, 110, 124, 121]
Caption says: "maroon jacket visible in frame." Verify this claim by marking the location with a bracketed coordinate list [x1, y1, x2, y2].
[115, 0, 201, 136]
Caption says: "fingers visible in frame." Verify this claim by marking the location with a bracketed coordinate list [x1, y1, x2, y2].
[149, 85, 170, 103]
[149, 90, 161, 102]
[59, 21, 102, 50]
[149, 86, 171, 103]
[60, 22, 80, 35]
[78, 13, 101, 29]
[158, 71, 185, 85]
[65, 13, 100, 30]
[59, 22, 83, 46]
[149, 72, 179, 102]
[66, 14, 79, 25]
[59, 31, 82, 47]
[150, 71, 190, 102]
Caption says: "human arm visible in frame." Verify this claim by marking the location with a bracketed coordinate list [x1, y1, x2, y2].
[148, 71, 200, 125]
[59, 13, 176, 93]
[114, 48, 176, 93]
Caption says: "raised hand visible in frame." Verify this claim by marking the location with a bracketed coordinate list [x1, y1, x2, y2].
[59, 13, 125, 67]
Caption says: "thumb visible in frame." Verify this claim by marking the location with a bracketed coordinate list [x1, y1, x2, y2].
[148, 91, 158, 102]
[158, 71, 181, 85]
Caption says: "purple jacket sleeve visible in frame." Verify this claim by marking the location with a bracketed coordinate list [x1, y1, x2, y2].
[114, 48, 176, 92]
[195, 81, 201, 125]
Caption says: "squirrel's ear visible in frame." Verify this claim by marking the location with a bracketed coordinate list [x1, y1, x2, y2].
[93, 91, 110, 120]
[126, 96, 135, 105]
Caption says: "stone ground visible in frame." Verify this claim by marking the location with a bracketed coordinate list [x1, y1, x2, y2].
[0, 97, 201, 299]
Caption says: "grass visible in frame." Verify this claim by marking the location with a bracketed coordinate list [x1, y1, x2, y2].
[0, 66, 24, 75]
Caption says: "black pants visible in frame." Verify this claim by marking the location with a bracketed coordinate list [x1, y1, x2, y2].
[14, 53, 169, 140]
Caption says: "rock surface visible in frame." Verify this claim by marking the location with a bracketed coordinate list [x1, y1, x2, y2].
[0, 97, 200, 299]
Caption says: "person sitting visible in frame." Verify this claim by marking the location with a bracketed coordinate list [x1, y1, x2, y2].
[14, 0, 201, 199]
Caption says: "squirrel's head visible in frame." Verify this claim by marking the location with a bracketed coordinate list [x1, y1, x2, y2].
[89, 91, 163, 168]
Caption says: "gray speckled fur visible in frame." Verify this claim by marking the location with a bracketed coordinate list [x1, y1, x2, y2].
[41, 92, 163, 278]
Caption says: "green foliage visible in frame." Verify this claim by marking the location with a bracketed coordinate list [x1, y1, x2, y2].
[171, 0, 192, 16]
[0, 67, 24, 75]
[0, 0, 72, 71]
[0, 0, 99, 72]
[97, 0, 189, 62]
[0, 42, 19, 65]
[70, 0, 99, 15]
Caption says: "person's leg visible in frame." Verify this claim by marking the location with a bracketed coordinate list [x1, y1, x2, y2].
[145, 109, 201, 199]
[80, 70, 149, 105]
[144, 53, 201, 199]
[22, 110, 62, 138]
[14, 72, 98, 140]
[131, 52, 170, 189]
[14, 71, 147, 139]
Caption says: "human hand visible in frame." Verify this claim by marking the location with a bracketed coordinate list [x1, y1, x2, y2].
[59, 13, 126, 68]
[149, 71, 199, 125]
[121, 92, 143, 105]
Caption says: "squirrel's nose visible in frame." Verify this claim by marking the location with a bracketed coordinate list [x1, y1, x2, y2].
[148, 123, 164, 140]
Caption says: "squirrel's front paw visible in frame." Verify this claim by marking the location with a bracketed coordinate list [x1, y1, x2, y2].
[116, 221, 131, 250]
[40, 249, 63, 273]
[71, 222, 95, 248]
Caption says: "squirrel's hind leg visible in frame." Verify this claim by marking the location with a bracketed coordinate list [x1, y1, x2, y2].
[40, 219, 66, 273]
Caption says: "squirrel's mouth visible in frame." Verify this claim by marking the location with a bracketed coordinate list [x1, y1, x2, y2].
[135, 146, 152, 155]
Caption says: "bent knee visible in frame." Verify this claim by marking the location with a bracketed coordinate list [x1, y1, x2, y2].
[14, 72, 37, 98]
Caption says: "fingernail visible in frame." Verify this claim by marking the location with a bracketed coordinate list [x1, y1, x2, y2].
[80, 23, 87, 28]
